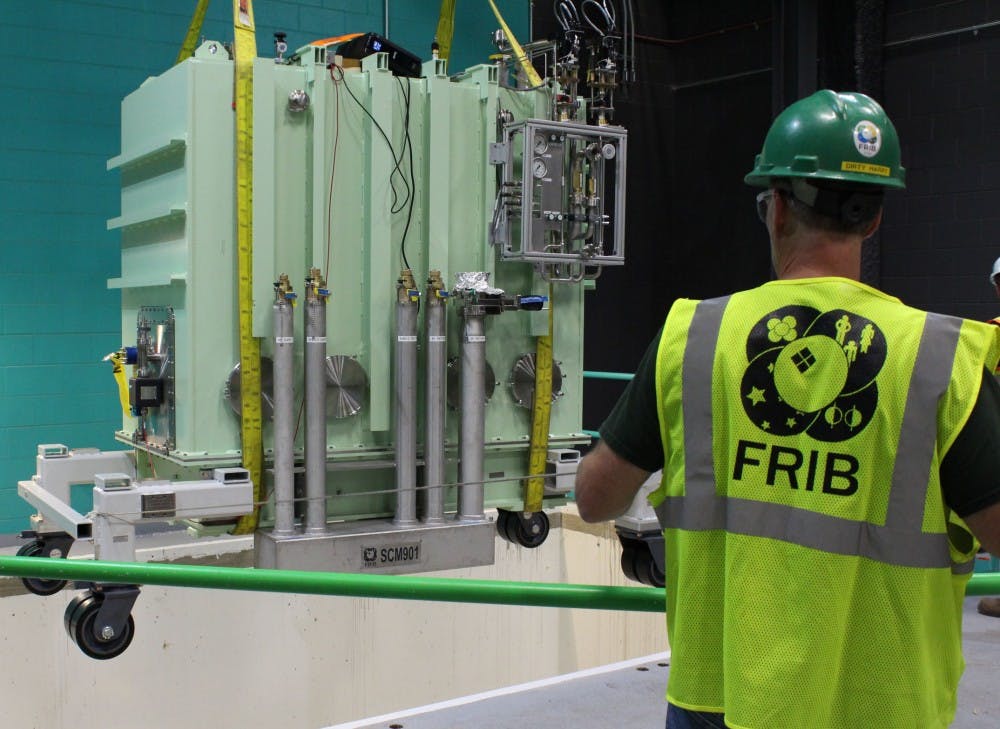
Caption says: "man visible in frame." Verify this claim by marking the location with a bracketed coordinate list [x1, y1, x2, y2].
[576, 91, 1000, 729]
[980, 258, 1000, 618]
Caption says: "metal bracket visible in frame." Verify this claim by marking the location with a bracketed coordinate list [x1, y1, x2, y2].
[93, 585, 141, 642]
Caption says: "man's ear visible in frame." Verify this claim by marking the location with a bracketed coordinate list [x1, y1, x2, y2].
[772, 189, 790, 236]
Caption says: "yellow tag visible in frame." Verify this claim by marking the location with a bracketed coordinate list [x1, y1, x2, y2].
[841, 160, 890, 177]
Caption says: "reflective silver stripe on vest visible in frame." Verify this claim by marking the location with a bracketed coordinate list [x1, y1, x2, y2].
[656, 301, 971, 572]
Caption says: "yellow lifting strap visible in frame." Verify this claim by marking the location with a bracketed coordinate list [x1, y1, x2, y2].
[434, 0, 458, 61]
[175, 0, 211, 65]
[486, 0, 542, 87]
[230, 0, 264, 534]
[485, 0, 551, 514]
[103, 350, 131, 417]
[524, 285, 555, 514]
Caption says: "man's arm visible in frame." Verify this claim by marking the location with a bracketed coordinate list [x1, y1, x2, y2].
[575, 440, 652, 523]
[964, 503, 1000, 556]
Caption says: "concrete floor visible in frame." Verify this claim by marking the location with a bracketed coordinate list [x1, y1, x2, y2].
[332, 597, 999, 729]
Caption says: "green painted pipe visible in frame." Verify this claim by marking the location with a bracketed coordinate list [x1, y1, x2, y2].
[0, 558, 995, 610]
[0, 556, 665, 612]
[583, 370, 634, 381]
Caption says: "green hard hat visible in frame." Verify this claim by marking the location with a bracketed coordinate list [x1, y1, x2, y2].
[745, 90, 905, 190]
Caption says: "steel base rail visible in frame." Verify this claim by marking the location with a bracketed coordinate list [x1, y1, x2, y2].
[1, 558, 996, 607]
[0, 557, 666, 612]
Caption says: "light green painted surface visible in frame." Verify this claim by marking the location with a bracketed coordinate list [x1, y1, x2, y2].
[110, 47, 590, 522]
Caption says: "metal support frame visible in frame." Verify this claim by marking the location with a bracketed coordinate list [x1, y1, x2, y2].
[492, 119, 627, 276]
[90, 469, 254, 562]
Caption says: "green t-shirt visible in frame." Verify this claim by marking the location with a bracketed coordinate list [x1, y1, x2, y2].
[600, 326, 1000, 518]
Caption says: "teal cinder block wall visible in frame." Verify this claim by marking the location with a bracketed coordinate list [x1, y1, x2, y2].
[0, 0, 527, 534]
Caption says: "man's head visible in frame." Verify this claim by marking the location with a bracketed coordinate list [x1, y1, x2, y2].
[746, 91, 905, 274]
[990, 257, 1000, 299]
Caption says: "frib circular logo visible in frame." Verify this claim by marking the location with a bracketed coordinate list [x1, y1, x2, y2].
[853, 121, 881, 158]
[740, 306, 886, 442]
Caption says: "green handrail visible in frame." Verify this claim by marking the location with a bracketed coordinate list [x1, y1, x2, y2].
[0, 556, 665, 612]
[0, 557, 995, 608]
[583, 370, 634, 381]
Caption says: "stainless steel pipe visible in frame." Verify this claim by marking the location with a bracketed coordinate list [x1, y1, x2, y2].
[272, 276, 296, 535]
[304, 269, 328, 535]
[394, 272, 419, 526]
[423, 271, 447, 524]
[457, 306, 487, 522]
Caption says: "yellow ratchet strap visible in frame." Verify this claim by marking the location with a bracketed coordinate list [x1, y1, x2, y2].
[524, 285, 554, 514]
[486, 0, 543, 87]
[231, 0, 263, 535]
[104, 351, 131, 417]
[435, 0, 458, 61]
[175, 0, 211, 65]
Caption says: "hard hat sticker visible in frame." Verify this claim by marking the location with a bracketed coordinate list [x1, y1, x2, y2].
[841, 161, 891, 177]
[853, 121, 882, 158]
[741, 306, 886, 442]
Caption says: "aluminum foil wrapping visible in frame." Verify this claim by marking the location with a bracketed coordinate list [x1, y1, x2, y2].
[453, 272, 503, 295]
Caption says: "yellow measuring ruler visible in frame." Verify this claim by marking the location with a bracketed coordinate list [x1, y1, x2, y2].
[231, 0, 262, 534]
[524, 285, 554, 514]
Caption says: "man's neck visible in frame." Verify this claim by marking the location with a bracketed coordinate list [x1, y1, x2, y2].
[773, 233, 863, 281]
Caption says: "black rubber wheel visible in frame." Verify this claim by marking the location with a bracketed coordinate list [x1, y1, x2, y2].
[64, 593, 135, 660]
[511, 511, 549, 548]
[496, 510, 511, 541]
[16, 540, 68, 596]
[634, 548, 665, 588]
[620, 545, 639, 582]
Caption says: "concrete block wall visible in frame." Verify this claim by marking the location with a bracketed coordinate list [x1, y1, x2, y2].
[0, 1, 527, 534]
[880, 0, 1000, 320]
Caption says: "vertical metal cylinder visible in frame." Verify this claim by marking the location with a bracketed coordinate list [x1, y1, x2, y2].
[394, 272, 419, 526]
[304, 270, 328, 535]
[423, 272, 447, 524]
[272, 276, 296, 535]
[457, 308, 487, 522]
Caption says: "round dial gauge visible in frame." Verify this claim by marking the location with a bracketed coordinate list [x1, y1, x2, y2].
[533, 133, 548, 154]
[532, 158, 548, 179]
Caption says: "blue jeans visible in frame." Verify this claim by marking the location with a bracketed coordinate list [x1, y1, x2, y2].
[666, 702, 727, 728]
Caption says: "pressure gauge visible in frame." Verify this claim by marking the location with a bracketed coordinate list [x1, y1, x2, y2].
[532, 159, 548, 179]
[533, 133, 548, 155]
[601, 143, 616, 159]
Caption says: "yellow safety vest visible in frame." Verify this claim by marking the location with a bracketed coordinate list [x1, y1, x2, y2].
[650, 277, 1000, 729]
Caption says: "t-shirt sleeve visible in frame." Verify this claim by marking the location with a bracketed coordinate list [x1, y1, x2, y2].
[597, 327, 665, 472]
[940, 367, 1000, 518]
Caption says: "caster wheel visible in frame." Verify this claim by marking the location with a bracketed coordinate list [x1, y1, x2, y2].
[634, 548, 665, 588]
[64, 593, 135, 660]
[513, 511, 549, 548]
[620, 545, 640, 583]
[497, 509, 549, 547]
[496, 510, 512, 541]
[16, 540, 68, 596]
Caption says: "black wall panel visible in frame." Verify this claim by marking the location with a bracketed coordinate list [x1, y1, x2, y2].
[881, 0, 1000, 321]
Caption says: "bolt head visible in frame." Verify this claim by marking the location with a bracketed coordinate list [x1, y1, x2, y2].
[100, 625, 116, 640]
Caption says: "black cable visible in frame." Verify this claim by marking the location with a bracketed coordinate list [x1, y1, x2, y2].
[331, 64, 411, 215]
[397, 75, 416, 273]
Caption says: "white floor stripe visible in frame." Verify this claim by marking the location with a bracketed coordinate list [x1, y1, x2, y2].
[322, 650, 671, 729]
